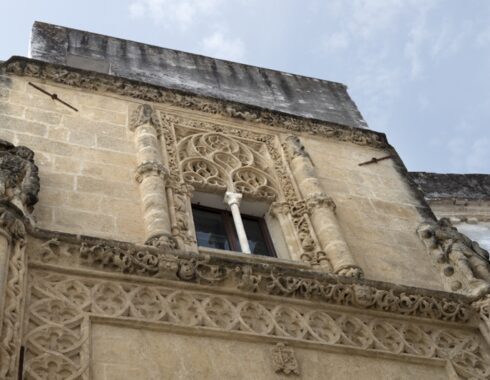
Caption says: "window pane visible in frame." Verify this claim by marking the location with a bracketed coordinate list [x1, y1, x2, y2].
[192, 208, 231, 250]
[242, 217, 272, 256]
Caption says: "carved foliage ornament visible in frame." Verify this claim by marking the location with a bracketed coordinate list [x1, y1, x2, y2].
[5, 59, 387, 149]
[23, 270, 490, 380]
[30, 238, 473, 323]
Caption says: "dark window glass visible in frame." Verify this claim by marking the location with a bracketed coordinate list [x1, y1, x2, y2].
[191, 205, 275, 257]
[192, 207, 232, 250]
[242, 217, 272, 256]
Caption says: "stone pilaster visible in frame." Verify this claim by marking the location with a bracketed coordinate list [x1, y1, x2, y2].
[0, 139, 37, 379]
[130, 104, 174, 249]
[283, 135, 362, 278]
[268, 202, 304, 261]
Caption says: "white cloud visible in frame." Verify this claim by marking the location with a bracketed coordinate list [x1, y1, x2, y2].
[445, 133, 490, 173]
[476, 26, 490, 47]
[128, 0, 222, 30]
[201, 31, 246, 62]
[323, 32, 349, 53]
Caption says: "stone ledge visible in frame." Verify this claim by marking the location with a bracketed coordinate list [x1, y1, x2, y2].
[26, 226, 476, 324]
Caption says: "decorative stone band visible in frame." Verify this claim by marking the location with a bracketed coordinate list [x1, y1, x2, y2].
[24, 270, 490, 380]
[26, 232, 475, 324]
[134, 161, 169, 183]
[305, 194, 336, 212]
[3, 58, 387, 149]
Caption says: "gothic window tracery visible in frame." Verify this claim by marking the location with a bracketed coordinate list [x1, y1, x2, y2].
[177, 132, 279, 201]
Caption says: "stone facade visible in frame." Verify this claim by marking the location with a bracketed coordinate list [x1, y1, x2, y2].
[0, 22, 489, 379]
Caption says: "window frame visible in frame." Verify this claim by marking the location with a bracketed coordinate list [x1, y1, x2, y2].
[191, 204, 276, 257]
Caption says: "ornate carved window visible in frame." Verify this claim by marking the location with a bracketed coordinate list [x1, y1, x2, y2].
[192, 204, 276, 257]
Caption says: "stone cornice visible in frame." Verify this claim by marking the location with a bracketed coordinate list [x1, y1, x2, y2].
[2, 57, 388, 149]
[26, 226, 478, 324]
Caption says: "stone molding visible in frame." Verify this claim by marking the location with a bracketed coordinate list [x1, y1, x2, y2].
[3, 58, 388, 149]
[417, 218, 490, 298]
[22, 268, 490, 380]
[26, 233, 475, 324]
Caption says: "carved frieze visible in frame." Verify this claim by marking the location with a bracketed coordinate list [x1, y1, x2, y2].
[28, 237, 474, 323]
[22, 269, 490, 380]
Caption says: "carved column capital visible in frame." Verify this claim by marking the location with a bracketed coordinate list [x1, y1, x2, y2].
[282, 134, 310, 162]
[129, 103, 163, 136]
[224, 192, 243, 207]
[135, 161, 169, 183]
[305, 193, 336, 212]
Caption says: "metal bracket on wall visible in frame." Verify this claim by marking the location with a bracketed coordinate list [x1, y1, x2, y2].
[358, 155, 393, 166]
[28, 82, 79, 112]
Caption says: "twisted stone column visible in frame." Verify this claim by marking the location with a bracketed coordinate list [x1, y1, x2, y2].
[130, 104, 174, 249]
[283, 135, 362, 277]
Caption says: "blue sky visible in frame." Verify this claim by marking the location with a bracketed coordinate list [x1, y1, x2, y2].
[2, 1, 489, 174]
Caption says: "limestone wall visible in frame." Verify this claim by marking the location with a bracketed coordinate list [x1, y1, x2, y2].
[303, 137, 442, 288]
[0, 72, 442, 289]
[0, 75, 144, 242]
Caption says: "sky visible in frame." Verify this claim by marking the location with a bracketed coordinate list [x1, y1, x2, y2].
[1, 0, 489, 174]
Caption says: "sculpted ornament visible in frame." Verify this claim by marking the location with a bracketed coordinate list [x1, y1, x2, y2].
[417, 218, 490, 297]
[0, 139, 40, 214]
[177, 132, 278, 201]
[29, 238, 473, 323]
[22, 271, 490, 380]
[271, 343, 300, 375]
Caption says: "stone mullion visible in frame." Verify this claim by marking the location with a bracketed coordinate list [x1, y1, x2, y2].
[283, 135, 362, 278]
[130, 104, 174, 248]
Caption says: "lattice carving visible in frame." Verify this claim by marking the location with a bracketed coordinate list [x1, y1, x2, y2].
[177, 132, 279, 201]
[23, 273, 88, 380]
[24, 270, 490, 380]
[28, 238, 473, 323]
